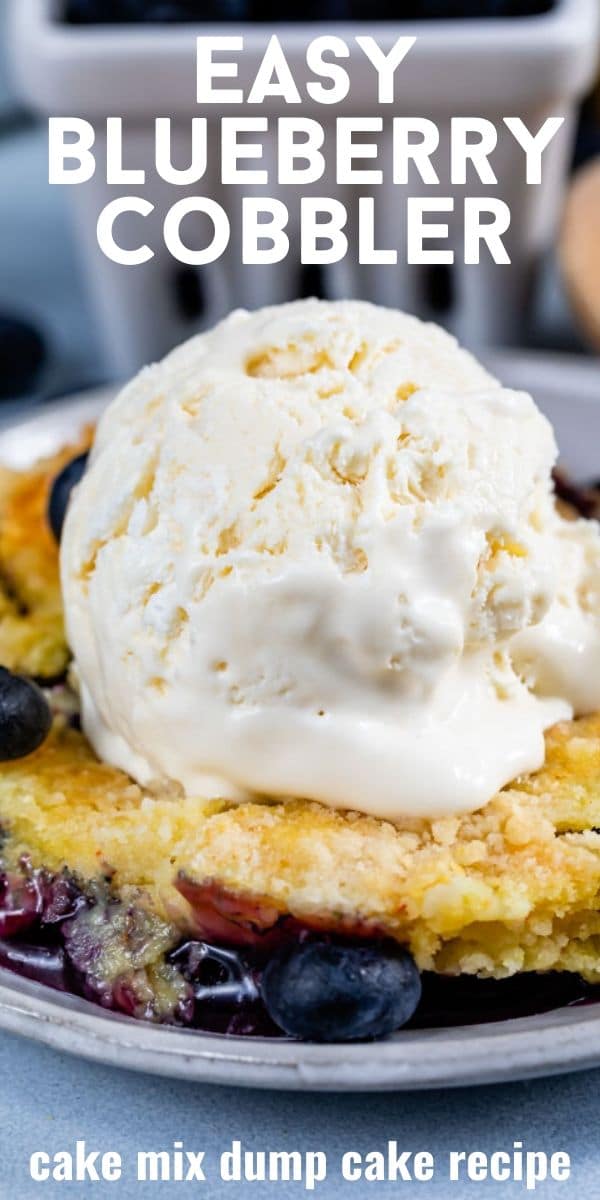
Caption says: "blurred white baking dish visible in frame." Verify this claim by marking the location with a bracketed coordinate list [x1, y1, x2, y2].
[7, 2, 600, 374]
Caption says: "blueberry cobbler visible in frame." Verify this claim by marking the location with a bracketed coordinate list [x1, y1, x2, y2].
[2, 300, 600, 1043]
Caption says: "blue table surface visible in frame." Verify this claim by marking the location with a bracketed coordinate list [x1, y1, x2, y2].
[1, 1027, 599, 1200]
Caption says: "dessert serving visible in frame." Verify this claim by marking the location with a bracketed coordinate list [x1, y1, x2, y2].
[1, 299, 600, 1043]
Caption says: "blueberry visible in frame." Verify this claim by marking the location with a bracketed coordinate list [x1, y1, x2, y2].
[48, 453, 88, 543]
[261, 939, 422, 1042]
[0, 669, 52, 761]
[0, 316, 46, 400]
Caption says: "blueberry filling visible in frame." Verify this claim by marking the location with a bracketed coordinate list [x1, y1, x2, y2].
[0, 862, 595, 1040]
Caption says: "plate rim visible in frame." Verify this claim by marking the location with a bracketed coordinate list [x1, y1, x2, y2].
[3, 968, 600, 1091]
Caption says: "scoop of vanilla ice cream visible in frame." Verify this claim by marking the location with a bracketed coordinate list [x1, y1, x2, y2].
[61, 300, 600, 819]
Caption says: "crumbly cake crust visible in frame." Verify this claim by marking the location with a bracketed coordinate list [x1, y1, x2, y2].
[0, 435, 91, 680]
[2, 714, 600, 981]
[1, 447, 600, 982]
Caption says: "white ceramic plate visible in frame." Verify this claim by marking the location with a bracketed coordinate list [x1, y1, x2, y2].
[0, 351, 599, 1092]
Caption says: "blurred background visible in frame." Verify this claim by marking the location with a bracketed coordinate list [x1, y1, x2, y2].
[0, 0, 599, 416]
